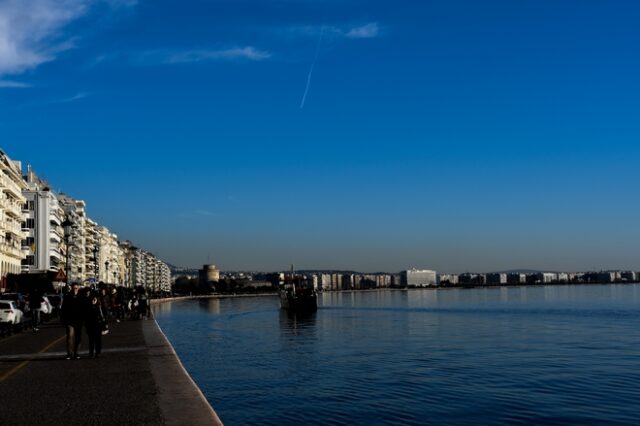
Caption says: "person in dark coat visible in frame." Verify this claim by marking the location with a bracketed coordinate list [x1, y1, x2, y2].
[85, 291, 105, 358]
[28, 290, 44, 331]
[60, 283, 85, 360]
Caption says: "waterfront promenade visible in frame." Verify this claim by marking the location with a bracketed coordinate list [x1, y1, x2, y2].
[0, 315, 222, 426]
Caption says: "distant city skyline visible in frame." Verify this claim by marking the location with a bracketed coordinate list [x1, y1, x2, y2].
[2, 1, 640, 272]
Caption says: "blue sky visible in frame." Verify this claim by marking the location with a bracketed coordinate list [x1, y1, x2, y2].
[1, 0, 640, 272]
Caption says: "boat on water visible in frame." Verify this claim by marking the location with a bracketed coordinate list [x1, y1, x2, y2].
[279, 268, 318, 313]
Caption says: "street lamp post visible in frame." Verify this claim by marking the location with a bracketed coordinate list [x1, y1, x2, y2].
[92, 244, 100, 287]
[62, 218, 75, 288]
[125, 257, 131, 288]
[105, 260, 110, 284]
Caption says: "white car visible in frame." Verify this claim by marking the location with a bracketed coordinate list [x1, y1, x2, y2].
[0, 300, 24, 324]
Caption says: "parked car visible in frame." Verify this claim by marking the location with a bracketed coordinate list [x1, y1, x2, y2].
[45, 294, 62, 315]
[0, 293, 28, 313]
[0, 300, 24, 324]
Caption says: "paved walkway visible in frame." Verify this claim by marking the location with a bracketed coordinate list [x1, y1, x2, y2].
[0, 316, 222, 426]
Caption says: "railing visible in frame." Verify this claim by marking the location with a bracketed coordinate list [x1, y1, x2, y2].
[4, 220, 25, 236]
[0, 196, 23, 219]
[0, 174, 25, 200]
[0, 242, 24, 258]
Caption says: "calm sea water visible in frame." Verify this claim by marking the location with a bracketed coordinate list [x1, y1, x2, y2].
[153, 285, 640, 425]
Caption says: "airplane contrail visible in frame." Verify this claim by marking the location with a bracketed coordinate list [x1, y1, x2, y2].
[300, 26, 325, 109]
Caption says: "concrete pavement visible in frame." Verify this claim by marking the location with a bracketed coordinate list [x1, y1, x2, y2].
[0, 315, 222, 426]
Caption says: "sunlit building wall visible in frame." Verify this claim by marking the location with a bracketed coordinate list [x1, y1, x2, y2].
[0, 150, 27, 289]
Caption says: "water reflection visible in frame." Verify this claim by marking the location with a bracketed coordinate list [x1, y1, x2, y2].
[198, 298, 221, 315]
[155, 286, 640, 426]
[279, 310, 317, 335]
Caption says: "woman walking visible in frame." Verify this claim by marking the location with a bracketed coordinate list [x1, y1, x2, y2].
[85, 291, 106, 358]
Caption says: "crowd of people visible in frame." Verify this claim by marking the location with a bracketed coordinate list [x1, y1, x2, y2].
[60, 283, 151, 360]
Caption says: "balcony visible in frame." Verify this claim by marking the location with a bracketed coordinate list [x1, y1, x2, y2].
[50, 232, 62, 243]
[0, 242, 24, 259]
[6, 221, 25, 237]
[0, 198, 23, 220]
[0, 174, 25, 200]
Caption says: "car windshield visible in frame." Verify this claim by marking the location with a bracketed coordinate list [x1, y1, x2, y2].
[0, 302, 11, 309]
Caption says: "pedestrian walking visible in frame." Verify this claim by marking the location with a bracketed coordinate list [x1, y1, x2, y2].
[85, 291, 106, 358]
[60, 282, 85, 360]
[28, 290, 43, 331]
[137, 289, 148, 320]
[99, 287, 111, 320]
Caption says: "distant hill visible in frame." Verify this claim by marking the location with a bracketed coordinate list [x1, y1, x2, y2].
[490, 269, 557, 275]
[169, 264, 199, 275]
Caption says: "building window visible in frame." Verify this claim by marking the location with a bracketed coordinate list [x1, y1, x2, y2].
[26, 218, 35, 229]
[21, 255, 35, 266]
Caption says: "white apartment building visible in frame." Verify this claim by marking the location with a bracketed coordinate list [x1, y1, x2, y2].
[98, 226, 121, 284]
[401, 269, 437, 287]
[119, 240, 137, 288]
[21, 167, 64, 273]
[319, 273, 332, 291]
[58, 194, 89, 284]
[0, 150, 28, 289]
[540, 272, 557, 283]
[438, 274, 459, 285]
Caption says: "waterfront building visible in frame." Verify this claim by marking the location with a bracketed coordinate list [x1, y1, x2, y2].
[98, 225, 121, 284]
[21, 166, 64, 274]
[438, 274, 459, 285]
[507, 273, 527, 285]
[401, 269, 437, 287]
[58, 194, 89, 284]
[319, 274, 332, 291]
[391, 274, 402, 287]
[486, 273, 507, 285]
[557, 273, 569, 283]
[128, 248, 170, 292]
[119, 240, 136, 288]
[199, 264, 220, 286]
[131, 248, 146, 287]
[621, 271, 637, 282]
[377, 274, 392, 288]
[341, 274, 354, 290]
[596, 272, 616, 283]
[331, 273, 341, 291]
[535, 273, 557, 284]
[0, 150, 27, 290]
[353, 274, 362, 290]
[360, 274, 378, 289]
[459, 273, 484, 285]
[157, 261, 171, 292]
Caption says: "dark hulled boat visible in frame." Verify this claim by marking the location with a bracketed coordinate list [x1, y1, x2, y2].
[279, 269, 318, 313]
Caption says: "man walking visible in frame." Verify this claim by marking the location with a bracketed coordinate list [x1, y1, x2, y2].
[60, 282, 85, 359]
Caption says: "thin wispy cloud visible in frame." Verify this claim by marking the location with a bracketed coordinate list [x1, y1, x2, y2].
[162, 47, 271, 64]
[280, 22, 381, 40]
[0, 0, 136, 77]
[346, 23, 380, 39]
[0, 80, 31, 88]
[52, 91, 89, 103]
